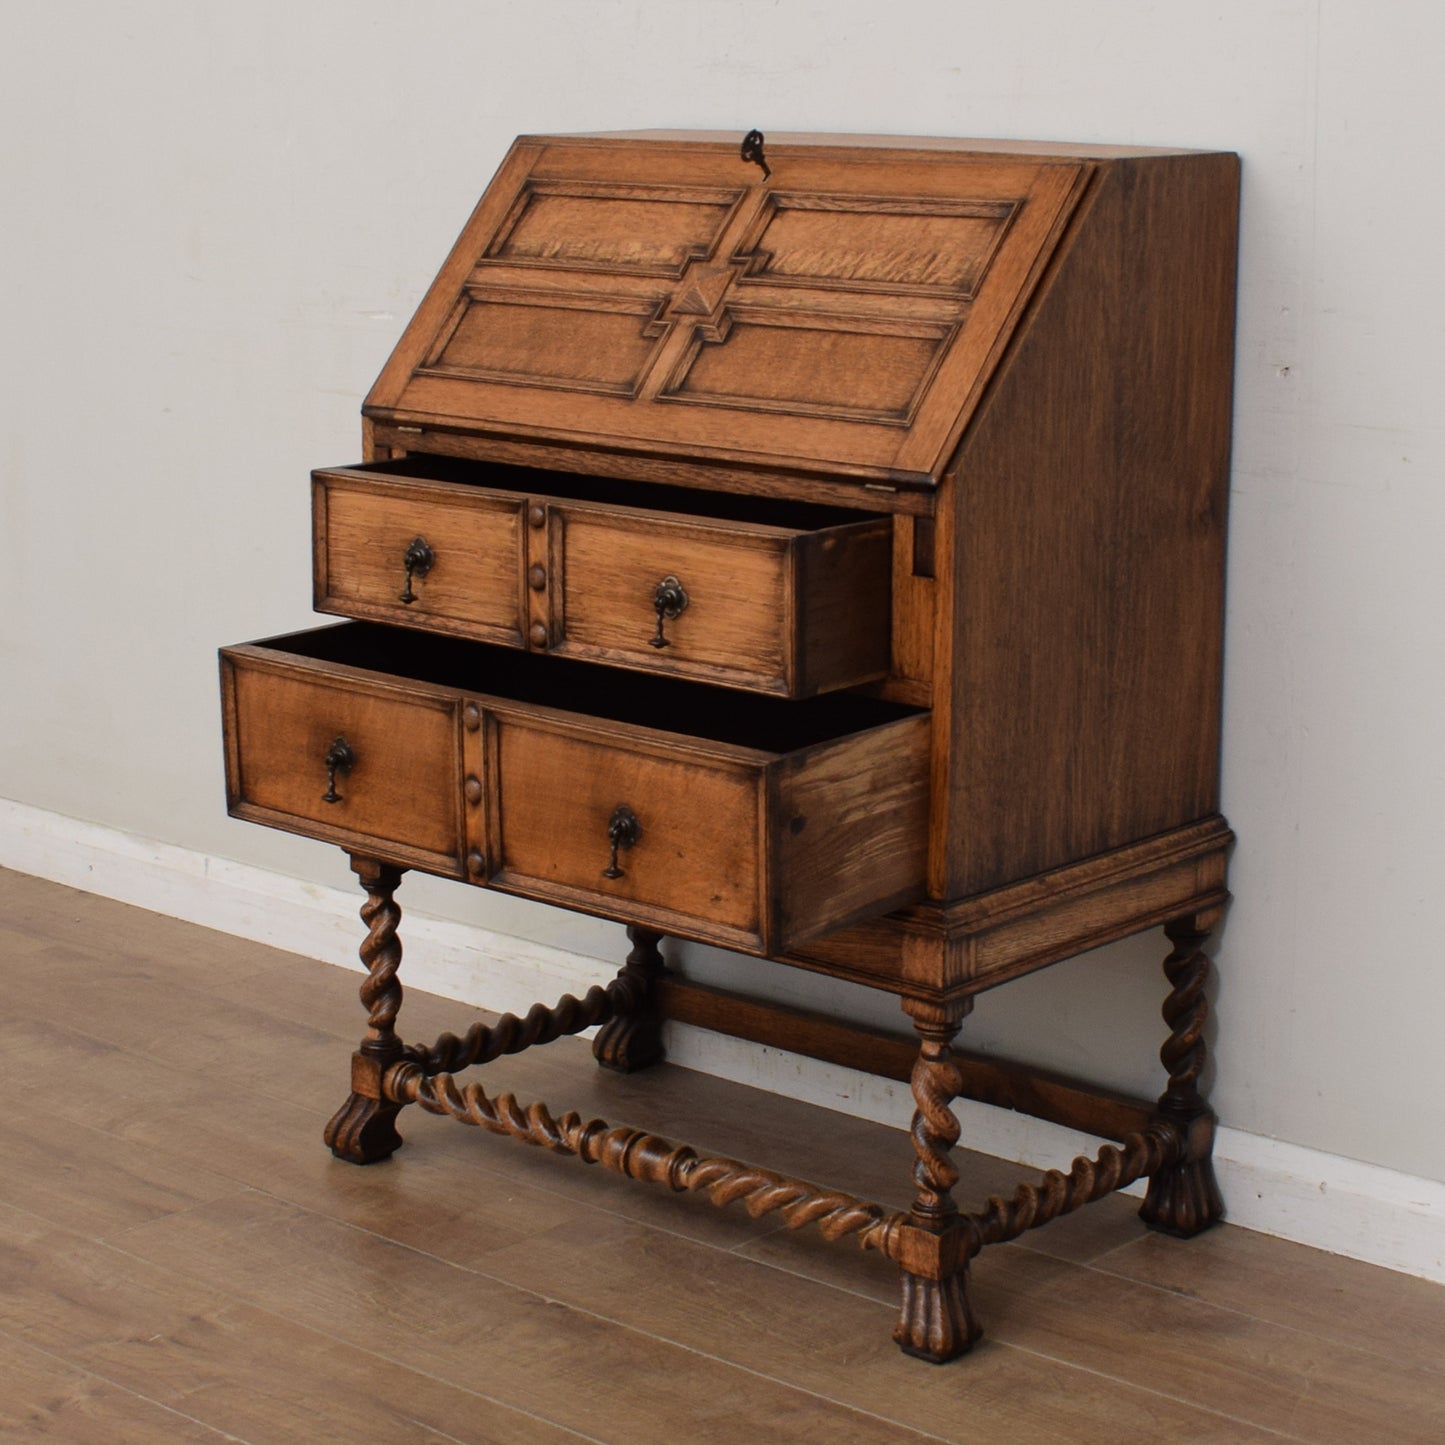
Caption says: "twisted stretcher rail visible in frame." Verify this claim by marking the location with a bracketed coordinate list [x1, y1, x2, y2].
[382, 968, 1187, 1265]
[401, 983, 618, 1074]
[963, 1122, 1183, 1250]
[384, 1061, 909, 1254]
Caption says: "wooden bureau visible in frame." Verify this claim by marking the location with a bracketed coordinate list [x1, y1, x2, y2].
[220, 130, 1238, 1361]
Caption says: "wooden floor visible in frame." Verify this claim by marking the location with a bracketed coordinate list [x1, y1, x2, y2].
[2, 869, 1444, 1443]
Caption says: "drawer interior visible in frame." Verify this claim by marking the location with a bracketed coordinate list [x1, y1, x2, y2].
[269, 622, 924, 753]
[340, 454, 883, 533]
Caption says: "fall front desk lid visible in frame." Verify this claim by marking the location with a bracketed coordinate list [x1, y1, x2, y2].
[364, 132, 1091, 489]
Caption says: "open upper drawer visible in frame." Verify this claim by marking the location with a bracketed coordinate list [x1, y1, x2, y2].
[312, 456, 891, 697]
[364, 132, 1088, 490]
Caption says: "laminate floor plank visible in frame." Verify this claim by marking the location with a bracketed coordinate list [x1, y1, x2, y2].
[2, 1009, 790, 1261]
[734, 1225, 1445, 1442]
[108, 1190, 949, 1445]
[0, 921, 54, 961]
[0, 1107, 240, 1242]
[0, 872, 285, 987]
[0, 1204, 599, 1445]
[1094, 1224, 1445, 1376]
[7, 943, 352, 1101]
[0, 1333, 240, 1444]
[0, 1016, 234, 1152]
[421, 1197, 1287, 1444]
[981, 1245, 1445, 1444]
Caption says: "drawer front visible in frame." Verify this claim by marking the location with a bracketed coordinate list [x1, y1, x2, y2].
[547, 507, 789, 689]
[313, 463, 891, 698]
[220, 624, 926, 951]
[221, 649, 467, 875]
[491, 716, 763, 947]
[314, 471, 525, 643]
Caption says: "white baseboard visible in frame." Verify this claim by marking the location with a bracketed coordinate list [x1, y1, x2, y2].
[3, 796, 1442, 1285]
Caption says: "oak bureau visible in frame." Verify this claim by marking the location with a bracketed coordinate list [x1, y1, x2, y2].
[219, 130, 1238, 1361]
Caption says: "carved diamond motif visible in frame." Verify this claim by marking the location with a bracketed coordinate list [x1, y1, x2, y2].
[666, 261, 740, 321]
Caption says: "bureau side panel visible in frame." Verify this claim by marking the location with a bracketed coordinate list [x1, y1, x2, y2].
[939, 153, 1239, 895]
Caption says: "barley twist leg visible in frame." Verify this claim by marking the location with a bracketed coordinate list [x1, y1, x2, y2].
[324, 856, 410, 1164]
[894, 998, 980, 1363]
[1139, 915, 1226, 1236]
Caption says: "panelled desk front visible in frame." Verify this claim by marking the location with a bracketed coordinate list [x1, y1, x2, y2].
[220, 131, 1238, 1361]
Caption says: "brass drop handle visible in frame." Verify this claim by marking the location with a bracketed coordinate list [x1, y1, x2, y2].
[398, 536, 435, 604]
[602, 804, 641, 879]
[649, 575, 689, 649]
[322, 735, 355, 804]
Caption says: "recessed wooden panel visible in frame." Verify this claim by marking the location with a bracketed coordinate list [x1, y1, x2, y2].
[665, 312, 950, 424]
[550, 508, 789, 688]
[740, 194, 1013, 297]
[366, 136, 1088, 486]
[489, 181, 742, 277]
[423, 292, 663, 397]
[493, 717, 762, 943]
[314, 472, 525, 643]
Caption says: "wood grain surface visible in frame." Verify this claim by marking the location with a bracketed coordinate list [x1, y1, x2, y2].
[222, 624, 929, 954]
[314, 461, 891, 697]
[364, 136, 1088, 487]
[934, 152, 1239, 896]
[221, 646, 465, 876]
[211, 130, 1251, 1380]
[313, 469, 527, 644]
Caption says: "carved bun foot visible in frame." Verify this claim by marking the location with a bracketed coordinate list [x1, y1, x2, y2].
[1140, 1154, 1224, 1238]
[592, 1011, 666, 1074]
[894, 1268, 981, 1363]
[324, 1091, 404, 1165]
[592, 925, 667, 1075]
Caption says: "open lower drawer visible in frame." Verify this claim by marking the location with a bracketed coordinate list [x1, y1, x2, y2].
[312, 456, 893, 698]
[220, 622, 929, 955]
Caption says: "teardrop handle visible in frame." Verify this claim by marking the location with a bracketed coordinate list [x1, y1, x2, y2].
[602, 804, 641, 879]
[322, 735, 355, 804]
[398, 536, 435, 604]
[650, 575, 689, 650]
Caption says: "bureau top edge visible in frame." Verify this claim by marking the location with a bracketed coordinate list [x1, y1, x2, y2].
[518, 130, 1236, 161]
